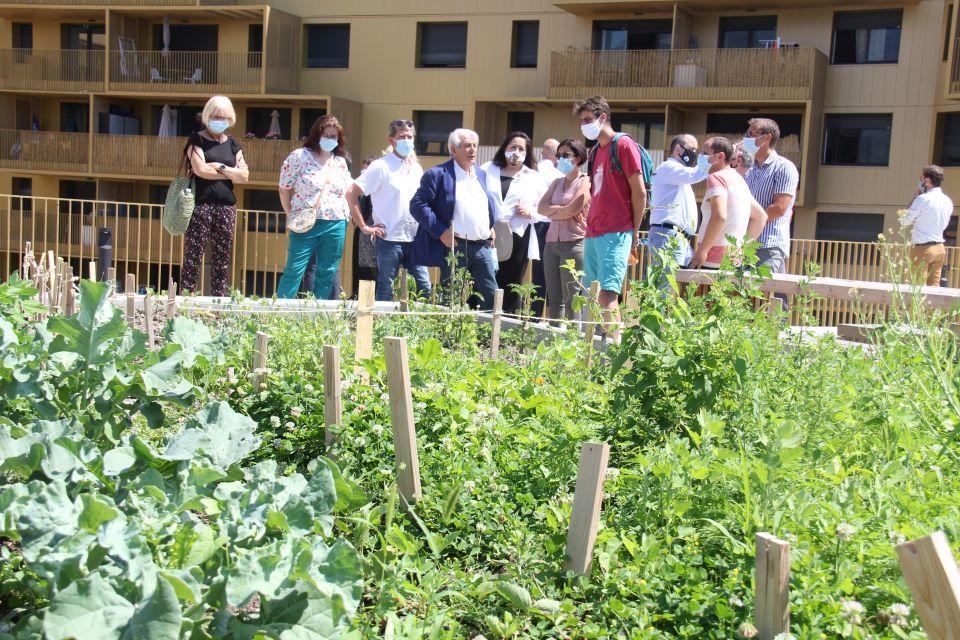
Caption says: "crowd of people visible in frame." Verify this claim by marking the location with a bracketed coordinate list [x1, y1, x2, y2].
[176, 93, 954, 325]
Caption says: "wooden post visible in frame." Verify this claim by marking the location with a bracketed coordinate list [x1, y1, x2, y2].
[53, 257, 64, 312]
[125, 273, 135, 295]
[355, 280, 376, 384]
[896, 532, 960, 640]
[490, 288, 504, 359]
[252, 331, 269, 389]
[755, 532, 791, 639]
[125, 273, 136, 329]
[63, 267, 75, 316]
[166, 278, 177, 320]
[106, 267, 116, 295]
[323, 345, 343, 448]
[398, 267, 409, 313]
[583, 280, 601, 369]
[766, 295, 785, 321]
[144, 292, 155, 350]
[564, 442, 610, 575]
[383, 337, 422, 504]
[47, 252, 56, 308]
[88, 260, 97, 282]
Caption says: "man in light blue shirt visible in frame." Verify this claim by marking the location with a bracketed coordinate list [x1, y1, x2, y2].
[648, 134, 710, 277]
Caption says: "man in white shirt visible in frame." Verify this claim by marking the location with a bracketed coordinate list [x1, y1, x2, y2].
[538, 138, 563, 186]
[346, 119, 430, 301]
[648, 134, 709, 278]
[410, 128, 499, 309]
[903, 164, 954, 286]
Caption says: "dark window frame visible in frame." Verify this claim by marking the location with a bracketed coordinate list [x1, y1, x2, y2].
[938, 111, 960, 167]
[416, 22, 468, 68]
[822, 113, 893, 167]
[12, 23, 33, 51]
[945, 4, 954, 62]
[413, 110, 463, 156]
[506, 111, 535, 138]
[815, 212, 885, 243]
[511, 20, 539, 68]
[830, 9, 902, 65]
[718, 15, 778, 49]
[591, 19, 673, 51]
[248, 24, 263, 69]
[12, 177, 33, 213]
[304, 23, 350, 69]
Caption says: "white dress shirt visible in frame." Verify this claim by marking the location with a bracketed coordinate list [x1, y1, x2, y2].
[538, 158, 564, 187]
[903, 187, 953, 244]
[353, 153, 424, 242]
[452, 161, 491, 241]
[480, 161, 548, 260]
[649, 156, 709, 234]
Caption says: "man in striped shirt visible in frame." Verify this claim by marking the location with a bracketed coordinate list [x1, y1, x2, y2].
[743, 118, 800, 274]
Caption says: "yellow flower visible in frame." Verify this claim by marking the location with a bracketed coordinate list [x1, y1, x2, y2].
[535, 376, 545, 385]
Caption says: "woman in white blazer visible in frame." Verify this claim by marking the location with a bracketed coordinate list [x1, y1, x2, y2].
[480, 131, 547, 314]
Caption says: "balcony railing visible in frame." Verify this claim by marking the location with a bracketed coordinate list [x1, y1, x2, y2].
[549, 47, 821, 101]
[91, 134, 296, 183]
[108, 50, 261, 94]
[2, 0, 195, 4]
[0, 129, 89, 173]
[0, 49, 105, 92]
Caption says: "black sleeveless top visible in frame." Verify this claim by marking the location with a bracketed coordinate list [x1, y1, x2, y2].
[186, 132, 242, 206]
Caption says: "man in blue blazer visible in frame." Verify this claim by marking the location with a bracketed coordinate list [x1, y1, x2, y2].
[410, 128, 499, 310]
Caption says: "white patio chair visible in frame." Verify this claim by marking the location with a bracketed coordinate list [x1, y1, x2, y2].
[149, 67, 166, 83]
[184, 68, 202, 84]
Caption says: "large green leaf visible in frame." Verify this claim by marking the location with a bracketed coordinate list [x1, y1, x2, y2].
[162, 316, 224, 367]
[229, 582, 351, 640]
[224, 538, 294, 607]
[121, 575, 182, 640]
[48, 281, 128, 367]
[43, 573, 135, 640]
[164, 401, 260, 469]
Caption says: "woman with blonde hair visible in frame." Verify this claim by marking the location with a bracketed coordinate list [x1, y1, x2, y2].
[276, 114, 352, 298]
[181, 95, 248, 295]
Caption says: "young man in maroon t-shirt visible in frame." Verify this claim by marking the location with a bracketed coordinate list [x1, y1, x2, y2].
[574, 96, 647, 340]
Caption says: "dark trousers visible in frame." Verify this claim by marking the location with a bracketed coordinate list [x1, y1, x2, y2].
[496, 227, 531, 314]
[530, 221, 549, 317]
[439, 239, 499, 310]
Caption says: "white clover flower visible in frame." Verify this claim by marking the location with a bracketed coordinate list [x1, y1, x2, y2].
[415, 401, 427, 410]
[836, 522, 856, 541]
[773, 634, 796, 640]
[886, 603, 910, 627]
[605, 467, 621, 480]
[480, 445, 491, 458]
[728, 595, 744, 608]
[463, 480, 476, 491]
[840, 599, 865, 625]
[371, 424, 384, 436]
[379, 468, 392, 476]
[284, 421, 295, 430]
[476, 522, 486, 533]
[253, 367, 269, 376]
[259, 382, 267, 390]
[304, 383, 314, 393]
[736, 622, 758, 639]
[888, 530, 907, 544]
[269, 416, 281, 427]
[290, 406, 303, 418]
[355, 435, 366, 448]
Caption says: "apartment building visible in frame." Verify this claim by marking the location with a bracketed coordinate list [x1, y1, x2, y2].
[0, 0, 956, 292]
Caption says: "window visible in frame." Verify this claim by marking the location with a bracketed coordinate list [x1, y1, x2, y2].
[945, 4, 954, 62]
[60, 102, 89, 133]
[511, 21, 539, 68]
[151, 24, 217, 52]
[413, 111, 462, 155]
[150, 104, 201, 137]
[246, 107, 291, 139]
[611, 113, 664, 150]
[13, 23, 32, 50]
[718, 16, 777, 49]
[417, 22, 468, 68]
[148, 184, 167, 205]
[12, 177, 32, 212]
[706, 113, 803, 139]
[299, 107, 327, 139]
[61, 23, 105, 51]
[822, 114, 892, 166]
[506, 112, 534, 138]
[58, 180, 96, 216]
[815, 212, 885, 242]
[831, 10, 902, 64]
[938, 112, 960, 167]
[305, 24, 350, 68]
[248, 24, 263, 68]
[592, 20, 672, 51]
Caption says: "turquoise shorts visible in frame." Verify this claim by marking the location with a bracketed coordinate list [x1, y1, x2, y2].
[584, 232, 632, 293]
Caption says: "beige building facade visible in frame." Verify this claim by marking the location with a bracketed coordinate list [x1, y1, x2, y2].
[0, 0, 958, 290]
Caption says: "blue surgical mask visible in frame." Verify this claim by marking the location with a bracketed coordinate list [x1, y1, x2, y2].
[697, 153, 713, 173]
[208, 119, 230, 134]
[395, 138, 415, 157]
[741, 136, 760, 155]
[557, 157, 576, 174]
[319, 137, 338, 152]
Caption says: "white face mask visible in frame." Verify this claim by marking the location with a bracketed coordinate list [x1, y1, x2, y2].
[505, 150, 526, 165]
[580, 118, 603, 141]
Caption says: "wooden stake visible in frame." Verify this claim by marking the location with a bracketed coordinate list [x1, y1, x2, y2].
[107, 267, 116, 295]
[166, 278, 177, 320]
[54, 257, 64, 312]
[355, 280, 376, 384]
[384, 337, 422, 504]
[126, 273, 135, 295]
[398, 267, 409, 312]
[88, 260, 97, 282]
[896, 531, 960, 640]
[490, 288, 504, 359]
[564, 442, 609, 575]
[766, 295, 785, 321]
[63, 267, 75, 316]
[755, 532, 791, 639]
[252, 331, 269, 389]
[584, 280, 601, 369]
[323, 345, 343, 449]
[144, 292, 155, 350]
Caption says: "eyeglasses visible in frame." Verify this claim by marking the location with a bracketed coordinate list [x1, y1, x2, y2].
[390, 119, 415, 128]
[557, 152, 577, 159]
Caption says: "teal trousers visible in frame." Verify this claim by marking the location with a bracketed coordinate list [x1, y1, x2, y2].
[277, 219, 347, 299]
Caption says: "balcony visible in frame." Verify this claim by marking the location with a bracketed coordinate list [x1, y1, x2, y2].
[91, 134, 296, 183]
[0, 49, 104, 92]
[0, 129, 88, 173]
[0, 0, 195, 4]
[108, 50, 261, 94]
[548, 47, 824, 102]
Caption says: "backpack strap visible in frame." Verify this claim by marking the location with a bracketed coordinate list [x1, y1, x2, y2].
[608, 133, 626, 175]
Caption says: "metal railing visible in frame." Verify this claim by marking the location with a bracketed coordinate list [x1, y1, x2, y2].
[2, 194, 956, 324]
[549, 47, 820, 101]
[0, 129, 89, 173]
[108, 50, 261, 94]
[0, 49, 105, 92]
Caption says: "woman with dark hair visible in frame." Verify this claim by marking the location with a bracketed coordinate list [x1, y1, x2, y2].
[480, 131, 547, 313]
[538, 138, 590, 322]
[276, 114, 352, 299]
